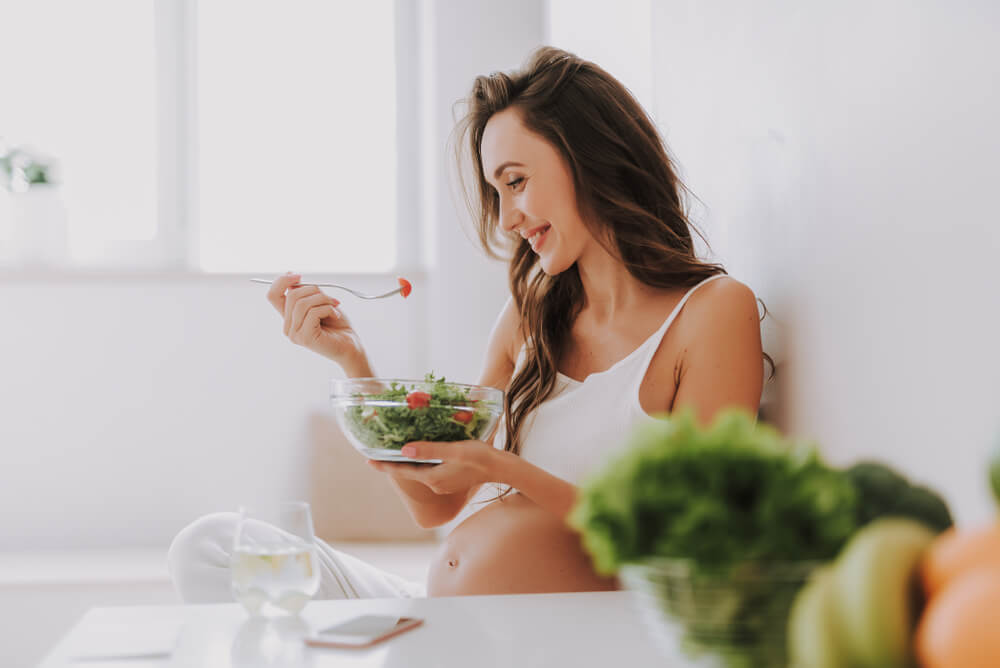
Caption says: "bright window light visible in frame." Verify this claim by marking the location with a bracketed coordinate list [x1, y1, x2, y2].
[0, 0, 157, 248]
[196, 0, 397, 273]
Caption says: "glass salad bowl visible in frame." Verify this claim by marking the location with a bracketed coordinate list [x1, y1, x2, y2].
[620, 558, 819, 667]
[330, 376, 504, 464]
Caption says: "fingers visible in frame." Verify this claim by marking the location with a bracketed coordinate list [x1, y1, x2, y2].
[297, 304, 339, 343]
[400, 442, 446, 461]
[368, 460, 433, 474]
[290, 292, 340, 338]
[281, 285, 320, 336]
[368, 460, 439, 486]
[266, 272, 300, 315]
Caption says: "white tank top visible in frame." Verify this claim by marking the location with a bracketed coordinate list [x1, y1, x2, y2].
[508, 273, 727, 484]
[457, 273, 727, 520]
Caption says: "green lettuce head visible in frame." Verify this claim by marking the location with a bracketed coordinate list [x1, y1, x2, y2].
[567, 408, 858, 576]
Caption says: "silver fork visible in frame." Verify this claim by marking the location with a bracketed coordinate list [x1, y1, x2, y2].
[249, 278, 405, 300]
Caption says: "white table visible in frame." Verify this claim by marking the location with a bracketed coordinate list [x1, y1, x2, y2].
[40, 591, 665, 667]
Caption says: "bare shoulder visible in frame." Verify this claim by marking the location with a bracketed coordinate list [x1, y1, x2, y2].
[477, 296, 525, 390]
[680, 275, 760, 331]
[667, 275, 764, 422]
[495, 295, 526, 363]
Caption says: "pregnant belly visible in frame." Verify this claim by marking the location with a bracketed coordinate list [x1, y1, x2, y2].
[426, 491, 619, 597]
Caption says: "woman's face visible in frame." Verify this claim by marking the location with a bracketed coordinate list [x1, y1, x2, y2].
[480, 107, 594, 275]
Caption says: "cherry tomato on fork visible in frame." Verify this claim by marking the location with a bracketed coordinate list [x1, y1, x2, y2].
[397, 277, 412, 298]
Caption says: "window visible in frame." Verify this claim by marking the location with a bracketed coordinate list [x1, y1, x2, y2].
[0, 1, 158, 252]
[0, 0, 399, 273]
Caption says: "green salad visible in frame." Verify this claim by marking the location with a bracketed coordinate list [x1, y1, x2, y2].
[344, 374, 498, 450]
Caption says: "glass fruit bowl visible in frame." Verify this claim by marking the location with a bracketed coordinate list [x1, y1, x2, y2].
[620, 558, 819, 668]
[330, 376, 504, 464]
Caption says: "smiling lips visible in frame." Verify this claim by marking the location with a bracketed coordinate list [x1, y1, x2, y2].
[522, 223, 551, 251]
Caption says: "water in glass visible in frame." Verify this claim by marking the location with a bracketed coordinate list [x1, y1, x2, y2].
[230, 502, 321, 617]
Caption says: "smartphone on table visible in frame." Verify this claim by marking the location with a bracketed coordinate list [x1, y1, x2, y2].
[304, 615, 424, 649]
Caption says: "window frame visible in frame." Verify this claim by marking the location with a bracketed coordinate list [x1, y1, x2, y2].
[91, 0, 420, 274]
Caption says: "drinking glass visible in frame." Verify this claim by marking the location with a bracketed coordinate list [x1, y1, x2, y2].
[230, 501, 321, 618]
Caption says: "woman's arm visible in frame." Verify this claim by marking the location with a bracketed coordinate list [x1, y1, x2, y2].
[669, 278, 765, 424]
[382, 441, 579, 521]
[494, 451, 579, 519]
[267, 272, 377, 375]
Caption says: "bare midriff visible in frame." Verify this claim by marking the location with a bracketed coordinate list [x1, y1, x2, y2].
[426, 491, 619, 596]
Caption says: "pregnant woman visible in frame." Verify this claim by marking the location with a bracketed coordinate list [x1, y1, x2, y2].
[168, 46, 765, 601]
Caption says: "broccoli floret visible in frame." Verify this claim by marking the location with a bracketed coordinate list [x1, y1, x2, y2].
[843, 461, 953, 533]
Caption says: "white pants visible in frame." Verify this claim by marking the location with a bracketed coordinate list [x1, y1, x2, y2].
[166, 513, 426, 602]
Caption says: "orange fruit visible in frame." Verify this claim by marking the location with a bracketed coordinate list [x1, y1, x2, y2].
[916, 568, 1000, 668]
[920, 524, 1000, 598]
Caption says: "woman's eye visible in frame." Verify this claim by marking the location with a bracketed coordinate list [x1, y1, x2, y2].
[506, 177, 525, 190]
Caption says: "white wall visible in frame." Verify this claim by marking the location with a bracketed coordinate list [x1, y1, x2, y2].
[546, 0, 654, 113]
[650, 0, 1000, 525]
[0, 272, 425, 548]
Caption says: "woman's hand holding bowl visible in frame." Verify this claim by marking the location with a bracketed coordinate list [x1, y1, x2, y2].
[368, 440, 502, 495]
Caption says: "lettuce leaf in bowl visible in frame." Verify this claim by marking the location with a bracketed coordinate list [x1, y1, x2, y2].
[344, 373, 497, 450]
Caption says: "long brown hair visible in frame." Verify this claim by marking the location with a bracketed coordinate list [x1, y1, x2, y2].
[454, 46, 735, 460]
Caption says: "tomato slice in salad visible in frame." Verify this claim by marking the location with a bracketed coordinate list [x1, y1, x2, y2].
[452, 410, 474, 424]
[405, 391, 431, 409]
[397, 277, 412, 298]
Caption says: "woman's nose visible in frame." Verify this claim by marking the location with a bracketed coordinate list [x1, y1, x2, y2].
[500, 203, 524, 232]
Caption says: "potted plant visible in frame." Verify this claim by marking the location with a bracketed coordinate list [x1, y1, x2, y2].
[1, 141, 68, 267]
[1, 146, 55, 192]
